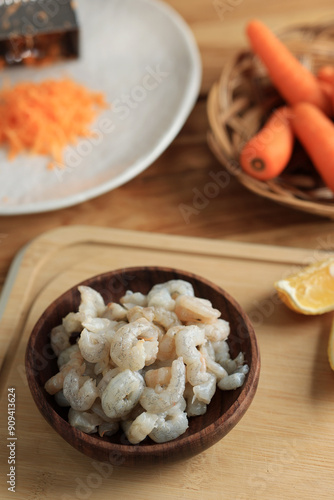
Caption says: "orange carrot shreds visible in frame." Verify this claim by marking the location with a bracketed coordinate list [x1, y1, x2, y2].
[290, 102, 334, 193]
[239, 106, 294, 180]
[246, 20, 332, 115]
[0, 78, 108, 166]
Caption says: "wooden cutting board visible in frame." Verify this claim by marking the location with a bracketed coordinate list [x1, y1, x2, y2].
[0, 226, 333, 500]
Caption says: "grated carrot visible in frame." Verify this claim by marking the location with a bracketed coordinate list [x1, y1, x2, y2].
[0, 77, 108, 168]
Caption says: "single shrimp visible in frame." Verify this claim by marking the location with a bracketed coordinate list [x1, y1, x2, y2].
[197, 319, 230, 342]
[174, 295, 221, 324]
[102, 302, 128, 321]
[174, 325, 209, 385]
[63, 369, 98, 411]
[120, 291, 148, 309]
[57, 344, 80, 369]
[127, 306, 155, 324]
[140, 357, 186, 413]
[152, 307, 181, 330]
[147, 280, 194, 311]
[97, 367, 121, 397]
[62, 286, 106, 334]
[199, 344, 228, 381]
[109, 318, 159, 371]
[82, 317, 114, 334]
[68, 408, 104, 434]
[101, 369, 144, 419]
[124, 412, 160, 444]
[144, 366, 172, 390]
[156, 325, 183, 361]
[184, 383, 207, 417]
[78, 285, 106, 318]
[213, 342, 246, 374]
[78, 328, 110, 364]
[45, 350, 85, 395]
[50, 324, 71, 356]
[90, 400, 116, 424]
[218, 372, 247, 391]
[193, 372, 217, 404]
[149, 409, 189, 443]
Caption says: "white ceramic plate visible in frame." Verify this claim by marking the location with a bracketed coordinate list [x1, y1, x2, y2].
[0, 0, 201, 215]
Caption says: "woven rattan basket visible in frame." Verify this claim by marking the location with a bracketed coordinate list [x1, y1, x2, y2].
[207, 22, 334, 218]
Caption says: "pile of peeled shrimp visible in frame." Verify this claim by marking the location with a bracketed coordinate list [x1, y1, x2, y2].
[44, 280, 249, 444]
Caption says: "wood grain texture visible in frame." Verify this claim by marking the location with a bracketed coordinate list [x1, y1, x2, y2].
[1, 1, 334, 297]
[25, 266, 260, 465]
[1, 227, 334, 499]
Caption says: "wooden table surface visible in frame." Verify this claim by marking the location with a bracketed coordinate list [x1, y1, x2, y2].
[1, 0, 334, 293]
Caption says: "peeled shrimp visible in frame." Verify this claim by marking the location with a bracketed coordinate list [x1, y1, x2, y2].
[109, 318, 159, 371]
[218, 372, 247, 391]
[124, 412, 159, 444]
[174, 295, 221, 324]
[140, 357, 185, 413]
[147, 280, 194, 311]
[78, 328, 110, 364]
[68, 408, 104, 434]
[78, 286, 106, 317]
[174, 325, 209, 386]
[63, 369, 98, 411]
[144, 366, 172, 390]
[50, 325, 71, 356]
[45, 349, 85, 395]
[102, 302, 128, 321]
[193, 372, 217, 404]
[62, 286, 106, 334]
[157, 325, 183, 362]
[97, 367, 121, 397]
[197, 319, 230, 342]
[199, 344, 228, 381]
[152, 307, 181, 330]
[101, 369, 144, 419]
[127, 306, 155, 324]
[184, 384, 207, 417]
[149, 409, 189, 443]
[120, 291, 148, 309]
[57, 344, 80, 369]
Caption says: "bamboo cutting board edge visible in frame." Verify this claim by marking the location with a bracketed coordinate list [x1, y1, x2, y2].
[1, 224, 333, 385]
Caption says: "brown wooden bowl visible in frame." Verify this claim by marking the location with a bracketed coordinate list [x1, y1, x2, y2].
[25, 266, 260, 466]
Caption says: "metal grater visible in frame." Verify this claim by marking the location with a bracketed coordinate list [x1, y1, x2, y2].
[0, 0, 79, 66]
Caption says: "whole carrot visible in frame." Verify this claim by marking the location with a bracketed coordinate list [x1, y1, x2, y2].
[290, 102, 334, 192]
[246, 20, 331, 115]
[317, 65, 334, 86]
[239, 106, 294, 180]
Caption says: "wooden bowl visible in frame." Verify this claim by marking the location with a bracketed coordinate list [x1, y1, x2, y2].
[25, 266, 260, 466]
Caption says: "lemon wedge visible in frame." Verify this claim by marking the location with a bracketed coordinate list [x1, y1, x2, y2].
[275, 257, 334, 315]
[328, 317, 334, 371]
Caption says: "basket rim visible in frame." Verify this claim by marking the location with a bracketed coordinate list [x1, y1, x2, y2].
[206, 23, 334, 219]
